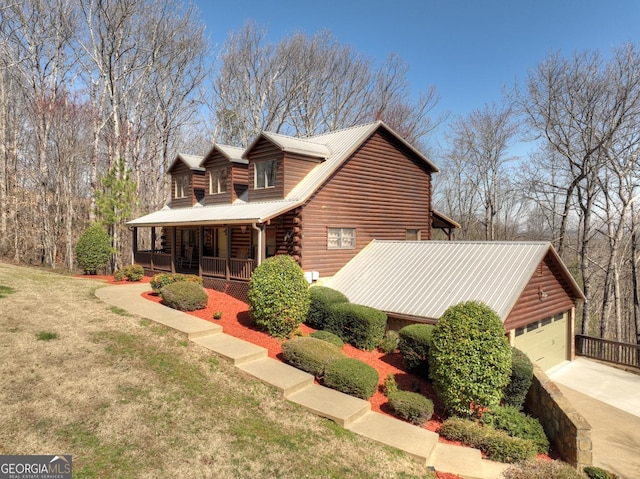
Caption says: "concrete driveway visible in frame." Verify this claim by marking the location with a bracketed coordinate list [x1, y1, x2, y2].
[550, 358, 640, 478]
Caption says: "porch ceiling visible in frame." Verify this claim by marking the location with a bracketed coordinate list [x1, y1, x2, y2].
[127, 199, 300, 227]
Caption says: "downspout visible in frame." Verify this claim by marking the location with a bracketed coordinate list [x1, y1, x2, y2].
[252, 223, 263, 266]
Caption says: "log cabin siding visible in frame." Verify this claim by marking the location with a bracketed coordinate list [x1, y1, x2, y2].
[247, 138, 285, 201]
[170, 163, 197, 208]
[283, 153, 322, 196]
[504, 253, 576, 330]
[232, 164, 249, 203]
[202, 151, 232, 205]
[300, 130, 432, 277]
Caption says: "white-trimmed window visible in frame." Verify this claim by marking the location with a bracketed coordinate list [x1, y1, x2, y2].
[174, 175, 189, 199]
[328, 228, 356, 249]
[255, 160, 277, 189]
[208, 168, 228, 194]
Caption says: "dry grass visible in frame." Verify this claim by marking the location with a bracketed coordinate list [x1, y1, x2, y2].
[0, 262, 433, 478]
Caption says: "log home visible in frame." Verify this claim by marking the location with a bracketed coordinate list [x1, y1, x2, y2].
[128, 121, 457, 298]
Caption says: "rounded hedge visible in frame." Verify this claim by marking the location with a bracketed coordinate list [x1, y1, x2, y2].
[330, 302, 387, 351]
[503, 347, 534, 411]
[429, 301, 512, 417]
[310, 330, 344, 348]
[160, 281, 208, 311]
[323, 358, 379, 400]
[115, 264, 144, 282]
[480, 405, 549, 453]
[151, 273, 203, 292]
[387, 390, 434, 425]
[378, 329, 400, 354]
[398, 324, 434, 375]
[281, 336, 345, 378]
[248, 255, 310, 338]
[76, 223, 114, 274]
[307, 286, 349, 330]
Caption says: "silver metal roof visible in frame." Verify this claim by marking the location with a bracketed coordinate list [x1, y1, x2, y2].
[127, 199, 299, 227]
[245, 131, 331, 159]
[214, 144, 248, 164]
[168, 153, 205, 172]
[327, 240, 582, 322]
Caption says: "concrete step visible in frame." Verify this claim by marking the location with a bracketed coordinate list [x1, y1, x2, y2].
[428, 443, 485, 479]
[346, 411, 439, 464]
[287, 383, 370, 427]
[238, 357, 314, 396]
[192, 333, 267, 365]
[481, 459, 511, 479]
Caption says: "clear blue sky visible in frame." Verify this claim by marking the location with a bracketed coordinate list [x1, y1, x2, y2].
[193, 0, 640, 148]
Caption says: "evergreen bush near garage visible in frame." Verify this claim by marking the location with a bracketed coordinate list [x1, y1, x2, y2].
[150, 273, 202, 292]
[398, 323, 434, 375]
[503, 347, 534, 411]
[306, 286, 349, 329]
[378, 329, 400, 353]
[75, 223, 114, 274]
[387, 390, 434, 425]
[429, 301, 512, 417]
[329, 302, 387, 351]
[503, 459, 585, 479]
[309, 330, 344, 348]
[439, 417, 537, 464]
[281, 337, 345, 378]
[160, 281, 208, 311]
[480, 405, 549, 453]
[248, 255, 310, 338]
[323, 358, 379, 399]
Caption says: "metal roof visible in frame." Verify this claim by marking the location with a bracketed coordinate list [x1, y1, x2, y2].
[127, 199, 299, 227]
[214, 144, 248, 164]
[327, 240, 583, 322]
[244, 131, 331, 159]
[167, 153, 205, 172]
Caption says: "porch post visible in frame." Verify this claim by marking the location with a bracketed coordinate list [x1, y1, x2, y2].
[225, 225, 231, 281]
[170, 227, 176, 273]
[198, 226, 204, 276]
[132, 227, 138, 265]
[150, 227, 156, 270]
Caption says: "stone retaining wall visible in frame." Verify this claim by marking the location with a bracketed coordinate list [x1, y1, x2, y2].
[525, 364, 592, 469]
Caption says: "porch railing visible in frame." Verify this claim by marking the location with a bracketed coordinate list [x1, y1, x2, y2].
[575, 334, 640, 369]
[202, 256, 255, 281]
[134, 251, 172, 272]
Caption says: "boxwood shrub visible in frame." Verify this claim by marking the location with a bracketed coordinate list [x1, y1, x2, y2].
[160, 281, 208, 311]
[429, 301, 512, 417]
[323, 358, 379, 400]
[388, 390, 434, 425]
[480, 405, 549, 453]
[306, 286, 349, 330]
[115, 264, 145, 282]
[378, 329, 399, 353]
[310, 330, 344, 348]
[439, 417, 537, 464]
[330, 303, 387, 351]
[503, 347, 534, 411]
[76, 223, 114, 274]
[398, 324, 434, 375]
[151, 273, 203, 292]
[281, 337, 345, 378]
[248, 255, 310, 338]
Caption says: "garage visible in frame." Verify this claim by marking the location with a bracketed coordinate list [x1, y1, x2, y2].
[514, 312, 568, 372]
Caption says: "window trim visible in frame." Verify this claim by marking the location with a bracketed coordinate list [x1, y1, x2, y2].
[327, 227, 356, 250]
[174, 175, 189, 199]
[208, 167, 228, 195]
[254, 160, 277, 189]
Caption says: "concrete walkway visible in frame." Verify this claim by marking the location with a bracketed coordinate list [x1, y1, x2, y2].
[96, 283, 509, 479]
[550, 358, 640, 478]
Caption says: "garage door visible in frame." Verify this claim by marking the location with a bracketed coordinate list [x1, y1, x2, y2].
[514, 312, 567, 372]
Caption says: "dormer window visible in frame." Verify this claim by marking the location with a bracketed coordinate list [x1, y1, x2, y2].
[174, 175, 189, 198]
[255, 160, 277, 189]
[209, 168, 228, 194]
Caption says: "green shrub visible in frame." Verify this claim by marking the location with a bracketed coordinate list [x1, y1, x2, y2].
[76, 223, 114, 274]
[307, 286, 349, 330]
[429, 301, 512, 417]
[439, 417, 537, 464]
[378, 329, 400, 353]
[323, 358, 379, 400]
[115, 264, 145, 282]
[310, 330, 344, 348]
[281, 337, 345, 378]
[584, 466, 618, 479]
[248, 255, 310, 339]
[504, 347, 534, 410]
[383, 373, 399, 396]
[503, 459, 585, 479]
[330, 303, 387, 351]
[114, 269, 126, 281]
[387, 390, 434, 425]
[480, 405, 549, 453]
[160, 281, 208, 311]
[150, 273, 202, 292]
[398, 324, 434, 375]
